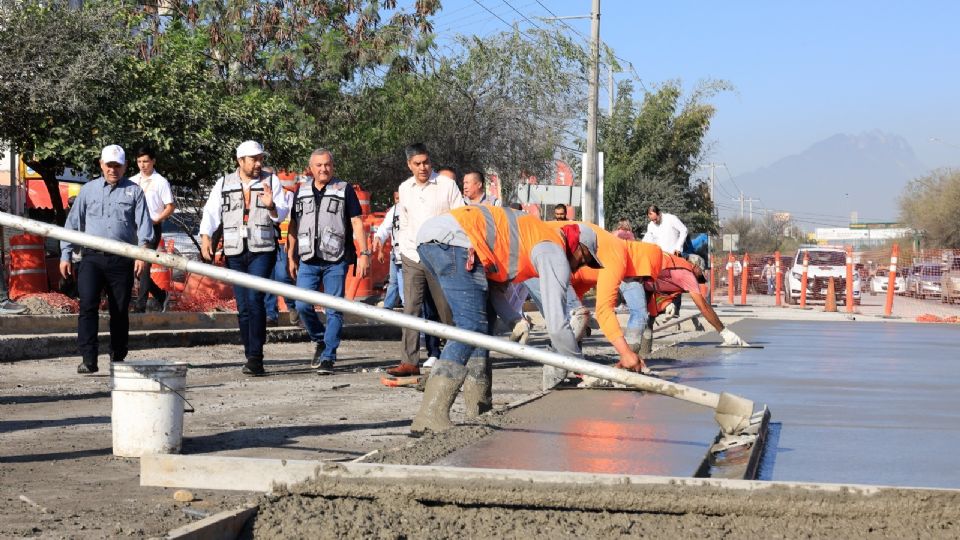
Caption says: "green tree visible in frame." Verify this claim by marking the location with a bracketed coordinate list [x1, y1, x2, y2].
[899, 168, 960, 248]
[600, 79, 731, 236]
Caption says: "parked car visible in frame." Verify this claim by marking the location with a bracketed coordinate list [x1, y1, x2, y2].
[940, 257, 960, 304]
[905, 264, 943, 299]
[869, 268, 905, 296]
[784, 247, 861, 304]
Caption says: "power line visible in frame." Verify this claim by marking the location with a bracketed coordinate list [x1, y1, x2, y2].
[470, 0, 515, 29]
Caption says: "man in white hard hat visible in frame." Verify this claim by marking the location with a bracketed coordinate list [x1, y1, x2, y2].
[199, 140, 289, 376]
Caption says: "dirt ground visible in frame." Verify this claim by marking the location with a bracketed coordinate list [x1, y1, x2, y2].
[3, 301, 959, 538]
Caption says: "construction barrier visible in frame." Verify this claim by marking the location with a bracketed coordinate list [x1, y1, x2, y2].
[726, 253, 735, 304]
[884, 244, 899, 317]
[739, 253, 750, 305]
[774, 250, 783, 307]
[8, 233, 48, 299]
[845, 246, 854, 313]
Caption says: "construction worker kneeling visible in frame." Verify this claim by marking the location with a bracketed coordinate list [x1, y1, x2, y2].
[411, 206, 604, 436]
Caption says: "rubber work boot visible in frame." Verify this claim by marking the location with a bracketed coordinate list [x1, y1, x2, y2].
[410, 359, 467, 436]
[462, 355, 493, 418]
[640, 327, 653, 355]
[542, 364, 568, 391]
[569, 307, 591, 344]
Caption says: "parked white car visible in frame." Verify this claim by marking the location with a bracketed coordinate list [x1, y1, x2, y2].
[785, 247, 861, 304]
[869, 268, 905, 295]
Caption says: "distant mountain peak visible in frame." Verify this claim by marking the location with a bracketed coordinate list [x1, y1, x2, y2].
[731, 132, 926, 225]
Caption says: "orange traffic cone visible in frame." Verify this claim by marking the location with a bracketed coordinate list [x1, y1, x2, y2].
[824, 278, 838, 312]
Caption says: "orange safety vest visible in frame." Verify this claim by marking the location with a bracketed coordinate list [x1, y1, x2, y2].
[647, 253, 697, 314]
[450, 205, 563, 283]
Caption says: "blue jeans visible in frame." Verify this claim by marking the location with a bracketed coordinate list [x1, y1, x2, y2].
[295, 258, 348, 361]
[383, 260, 402, 309]
[619, 280, 648, 330]
[265, 248, 295, 321]
[226, 249, 276, 361]
[418, 243, 488, 366]
[523, 277, 582, 315]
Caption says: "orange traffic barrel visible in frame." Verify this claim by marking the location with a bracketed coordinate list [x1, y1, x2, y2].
[9, 233, 49, 298]
[354, 185, 371, 216]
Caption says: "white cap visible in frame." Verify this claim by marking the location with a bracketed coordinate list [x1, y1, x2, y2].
[236, 140, 266, 158]
[100, 145, 125, 165]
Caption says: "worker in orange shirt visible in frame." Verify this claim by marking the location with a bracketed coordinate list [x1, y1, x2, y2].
[644, 253, 750, 347]
[548, 222, 664, 374]
[411, 205, 604, 435]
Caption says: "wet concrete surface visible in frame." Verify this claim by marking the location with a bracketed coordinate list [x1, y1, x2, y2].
[439, 320, 960, 488]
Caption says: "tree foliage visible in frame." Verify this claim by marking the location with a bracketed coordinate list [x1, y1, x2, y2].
[717, 215, 802, 255]
[600, 79, 731, 236]
[899, 168, 960, 248]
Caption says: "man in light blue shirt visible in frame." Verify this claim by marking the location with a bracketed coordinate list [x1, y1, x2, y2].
[60, 145, 154, 374]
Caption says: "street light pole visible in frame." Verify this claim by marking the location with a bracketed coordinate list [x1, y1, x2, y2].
[582, 0, 601, 224]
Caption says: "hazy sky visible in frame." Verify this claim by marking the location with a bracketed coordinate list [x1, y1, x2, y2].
[432, 0, 960, 203]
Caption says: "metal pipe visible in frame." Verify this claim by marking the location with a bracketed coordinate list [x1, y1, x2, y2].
[0, 211, 757, 432]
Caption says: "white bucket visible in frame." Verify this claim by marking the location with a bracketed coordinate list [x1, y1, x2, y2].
[111, 361, 189, 457]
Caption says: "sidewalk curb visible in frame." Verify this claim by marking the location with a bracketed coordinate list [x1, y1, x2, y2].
[0, 324, 401, 362]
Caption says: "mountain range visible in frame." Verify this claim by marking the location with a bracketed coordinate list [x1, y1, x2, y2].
[728, 131, 927, 228]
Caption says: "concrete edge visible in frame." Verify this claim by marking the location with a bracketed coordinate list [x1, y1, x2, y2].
[166, 503, 258, 540]
[140, 454, 960, 497]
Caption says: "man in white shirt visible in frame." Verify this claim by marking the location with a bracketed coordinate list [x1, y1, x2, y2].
[642, 205, 687, 256]
[373, 191, 403, 309]
[129, 146, 176, 313]
[387, 143, 465, 377]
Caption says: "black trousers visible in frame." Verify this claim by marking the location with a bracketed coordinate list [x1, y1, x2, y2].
[77, 252, 134, 365]
[135, 223, 165, 310]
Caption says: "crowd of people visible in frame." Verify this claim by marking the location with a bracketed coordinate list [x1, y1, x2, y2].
[38, 140, 751, 435]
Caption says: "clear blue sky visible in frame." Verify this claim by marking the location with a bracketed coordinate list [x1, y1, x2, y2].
[431, 0, 960, 197]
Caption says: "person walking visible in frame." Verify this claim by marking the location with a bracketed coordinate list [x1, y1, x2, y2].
[287, 149, 369, 375]
[373, 191, 403, 309]
[60, 145, 154, 374]
[761, 260, 775, 295]
[462, 170, 501, 207]
[386, 143, 464, 377]
[199, 140, 288, 376]
[643, 205, 688, 313]
[265, 179, 299, 327]
[411, 205, 604, 434]
[129, 146, 175, 313]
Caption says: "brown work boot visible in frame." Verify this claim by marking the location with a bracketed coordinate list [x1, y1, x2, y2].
[387, 362, 420, 377]
[463, 355, 493, 419]
[410, 359, 467, 437]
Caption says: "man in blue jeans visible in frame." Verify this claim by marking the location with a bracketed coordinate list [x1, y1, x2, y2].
[200, 141, 288, 376]
[287, 149, 370, 375]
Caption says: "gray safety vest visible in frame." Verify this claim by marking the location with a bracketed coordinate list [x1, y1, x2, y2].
[220, 171, 278, 257]
[293, 179, 351, 262]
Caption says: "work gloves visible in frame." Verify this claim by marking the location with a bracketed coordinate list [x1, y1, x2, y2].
[720, 327, 750, 347]
[509, 316, 532, 345]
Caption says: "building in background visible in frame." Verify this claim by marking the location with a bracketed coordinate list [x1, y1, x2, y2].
[815, 223, 912, 249]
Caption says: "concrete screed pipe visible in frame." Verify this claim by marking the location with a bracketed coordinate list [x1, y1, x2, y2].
[0, 211, 757, 437]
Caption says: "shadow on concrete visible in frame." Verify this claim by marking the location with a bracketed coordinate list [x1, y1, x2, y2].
[0, 415, 109, 434]
[0, 446, 113, 463]
[182, 419, 411, 453]
[0, 390, 110, 405]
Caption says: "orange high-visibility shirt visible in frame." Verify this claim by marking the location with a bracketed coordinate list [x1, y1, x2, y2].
[451, 205, 564, 283]
[547, 222, 663, 342]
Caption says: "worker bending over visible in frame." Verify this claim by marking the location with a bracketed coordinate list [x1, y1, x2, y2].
[411, 206, 604, 435]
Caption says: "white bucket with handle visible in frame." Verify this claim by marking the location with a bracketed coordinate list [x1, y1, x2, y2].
[110, 361, 191, 457]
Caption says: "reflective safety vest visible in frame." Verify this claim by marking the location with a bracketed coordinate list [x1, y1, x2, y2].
[220, 172, 278, 257]
[450, 205, 563, 283]
[292, 180, 350, 262]
[646, 253, 696, 315]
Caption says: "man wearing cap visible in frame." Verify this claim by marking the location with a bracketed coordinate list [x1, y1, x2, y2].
[644, 253, 750, 348]
[410, 205, 603, 435]
[199, 140, 289, 376]
[60, 145, 154, 374]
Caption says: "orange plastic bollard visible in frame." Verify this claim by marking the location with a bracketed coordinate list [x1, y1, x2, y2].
[845, 245, 854, 313]
[740, 253, 750, 305]
[884, 244, 899, 317]
[824, 277, 838, 312]
[727, 253, 735, 304]
[775, 250, 782, 306]
[800, 251, 810, 309]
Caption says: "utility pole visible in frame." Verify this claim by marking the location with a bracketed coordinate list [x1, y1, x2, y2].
[733, 192, 761, 221]
[582, 0, 601, 224]
[608, 64, 614, 116]
[699, 163, 723, 218]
